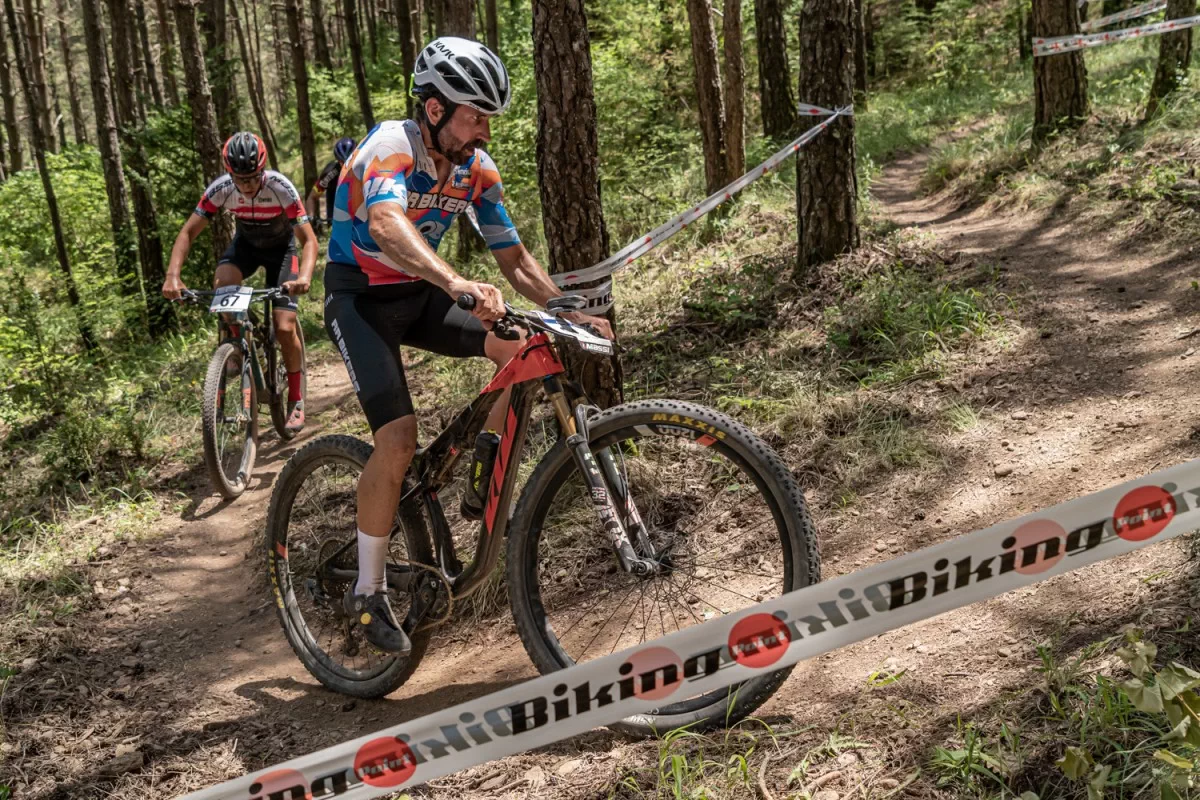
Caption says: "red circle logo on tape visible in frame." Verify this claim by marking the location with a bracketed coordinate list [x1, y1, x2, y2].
[728, 613, 791, 669]
[1113, 486, 1175, 542]
[1009, 519, 1067, 574]
[354, 736, 417, 788]
[622, 646, 684, 700]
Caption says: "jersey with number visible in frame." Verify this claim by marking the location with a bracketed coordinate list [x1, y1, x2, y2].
[327, 119, 520, 287]
[312, 159, 341, 221]
[195, 171, 309, 247]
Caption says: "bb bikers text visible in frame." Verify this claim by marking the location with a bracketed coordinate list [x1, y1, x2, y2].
[246, 479, 1182, 799]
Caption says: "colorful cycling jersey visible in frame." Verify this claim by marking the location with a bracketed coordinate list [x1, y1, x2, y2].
[195, 171, 309, 246]
[312, 159, 340, 221]
[327, 119, 520, 287]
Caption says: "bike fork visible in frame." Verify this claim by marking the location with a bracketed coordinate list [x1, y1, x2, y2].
[545, 378, 658, 576]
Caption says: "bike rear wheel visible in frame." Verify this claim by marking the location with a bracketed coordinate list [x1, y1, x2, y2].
[507, 400, 820, 736]
[269, 324, 306, 440]
[201, 340, 257, 499]
[265, 434, 435, 698]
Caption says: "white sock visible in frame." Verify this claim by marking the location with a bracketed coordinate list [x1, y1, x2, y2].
[355, 529, 388, 596]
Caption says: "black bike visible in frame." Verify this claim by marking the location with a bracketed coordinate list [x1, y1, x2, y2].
[182, 287, 307, 499]
[265, 296, 818, 735]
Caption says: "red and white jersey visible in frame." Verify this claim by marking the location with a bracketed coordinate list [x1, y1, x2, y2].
[195, 170, 310, 246]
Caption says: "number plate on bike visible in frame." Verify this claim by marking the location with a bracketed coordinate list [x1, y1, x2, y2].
[534, 312, 614, 356]
[209, 286, 253, 313]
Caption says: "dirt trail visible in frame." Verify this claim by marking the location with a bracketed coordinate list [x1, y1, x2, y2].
[8, 143, 1200, 798]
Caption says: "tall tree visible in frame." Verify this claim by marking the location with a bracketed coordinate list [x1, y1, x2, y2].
[284, 0, 317, 191]
[364, 0, 377, 60]
[395, 0, 416, 116]
[0, 16, 20, 170]
[135, 0, 165, 107]
[310, 0, 333, 69]
[1146, 0, 1195, 118]
[230, 0, 278, 167]
[686, 0, 729, 193]
[4, 0, 95, 349]
[153, 0, 181, 103]
[532, 0, 621, 408]
[269, 0, 290, 116]
[483, 0, 496, 52]
[852, 0, 868, 108]
[343, 0, 374, 127]
[722, 0, 744, 180]
[796, 0, 858, 273]
[755, 0, 797, 139]
[1032, 0, 1089, 141]
[239, 0, 267, 112]
[441, 0, 473, 35]
[81, 0, 138, 313]
[22, 0, 56, 151]
[54, 0, 88, 144]
[201, 0, 237, 133]
[174, 0, 230, 256]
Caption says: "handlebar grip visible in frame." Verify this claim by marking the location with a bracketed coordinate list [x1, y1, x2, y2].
[456, 294, 476, 311]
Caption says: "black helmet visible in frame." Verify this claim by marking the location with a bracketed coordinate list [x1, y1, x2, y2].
[223, 131, 267, 177]
[334, 137, 356, 164]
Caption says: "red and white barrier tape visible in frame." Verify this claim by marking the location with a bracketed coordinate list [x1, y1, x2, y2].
[182, 456, 1200, 800]
[551, 104, 853, 314]
[1080, 0, 1167, 32]
[1035, 12, 1200, 56]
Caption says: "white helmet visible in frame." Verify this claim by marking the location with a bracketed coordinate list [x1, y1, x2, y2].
[412, 37, 511, 115]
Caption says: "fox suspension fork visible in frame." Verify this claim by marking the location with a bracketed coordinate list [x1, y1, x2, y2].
[544, 377, 660, 576]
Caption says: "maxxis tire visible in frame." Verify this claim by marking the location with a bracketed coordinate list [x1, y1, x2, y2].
[201, 341, 257, 500]
[265, 434, 434, 698]
[506, 400, 820, 737]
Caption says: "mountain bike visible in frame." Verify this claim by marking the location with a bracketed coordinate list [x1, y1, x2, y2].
[264, 295, 819, 735]
[181, 287, 307, 500]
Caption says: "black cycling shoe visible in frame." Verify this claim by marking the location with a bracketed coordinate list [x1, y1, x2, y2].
[342, 589, 412, 655]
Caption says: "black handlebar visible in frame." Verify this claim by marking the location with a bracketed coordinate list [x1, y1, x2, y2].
[456, 293, 476, 311]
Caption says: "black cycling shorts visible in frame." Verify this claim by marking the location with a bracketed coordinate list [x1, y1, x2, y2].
[324, 275, 489, 432]
[219, 234, 300, 312]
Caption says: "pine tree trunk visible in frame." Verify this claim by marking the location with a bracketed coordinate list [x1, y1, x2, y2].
[395, 0, 416, 117]
[686, 0, 728, 194]
[241, 0, 267, 111]
[135, 0, 165, 106]
[1146, 0, 1195, 118]
[22, 0, 55, 151]
[1032, 0, 1089, 141]
[153, 0, 180, 103]
[81, 0, 139, 311]
[284, 0, 317, 191]
[174, 0, 230, 256]
[853, 0, 868, 109]
[796, 0, 858, 274]
[0, 16, 20, 170]
[440, 0, 473, 36]
[532, 0, 621, 408]
[108, 0, 172, 334]
[5, 0, 95, 349]
[364, 0, 377, 61]
[484, 0, 497, 52]
[54, 0, 88, 144]
[202, 0, 237, 134]
[866, 0, 876, 77]
[310, 0, 332, 69]
[269, 0, 290, 116]
[722, 0, 744, 180]
[343, 0, 374, 127]
[125, 12, 149, 121]
[230, 0, 277, 167]
[755, 0, 797, 140]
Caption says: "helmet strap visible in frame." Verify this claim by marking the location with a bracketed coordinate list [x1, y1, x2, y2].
[425, 94, 458, 157]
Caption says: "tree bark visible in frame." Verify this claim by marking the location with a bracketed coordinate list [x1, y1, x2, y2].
[174, 0, 230, 256]
[284, 0, 317, 191]
[343, 0, 374, 127]
[240, 0, 266, 111]
[722, 0, 744, 180]
[440, 0, 473, 36]
[54, 0, 88, 144]
[484, 0, 496, 52]
[395, 0, 416, 117]
[125, 11, 149, 121]
[5, 0, 95, 349]
[1146, 0, 1195, 118]
[153, 0, 180, 103]
[532, 0, 621, 408]
[269, 0, 290, 116]
[865, 0, 876, 77]
[201, 0, 237, 134]
[755, 0, 797, 140]
[22, 0, 56, 151]
[0, 14, 21, 170]
[1032, 0, 1089, 141]
[853, 0, 868, 109]
[796, 0, 858, 274]
[686, 0, 728, 194]
[364, 0, 377, 61]
[229, 0, 277, 168]
[135, 0, 165, 106]
[310, 0, 332, 69]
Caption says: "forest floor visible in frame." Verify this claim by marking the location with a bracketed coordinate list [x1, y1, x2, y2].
[6, 130, 1200, 799]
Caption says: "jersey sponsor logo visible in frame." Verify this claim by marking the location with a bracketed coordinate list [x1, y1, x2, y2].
[409, 192, 470, 215]
[364, 175, 400, 200]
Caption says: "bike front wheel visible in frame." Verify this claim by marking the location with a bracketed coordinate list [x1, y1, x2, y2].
[507, 400, 820, 737]
[201, 340, 258, 499]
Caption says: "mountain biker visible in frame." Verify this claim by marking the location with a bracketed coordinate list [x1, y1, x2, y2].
[162, 132, 318, 433]
[324, 36, 614, 654]
[306, 136, 357, 232]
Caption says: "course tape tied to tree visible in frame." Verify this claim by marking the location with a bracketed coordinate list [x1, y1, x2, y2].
[549, 104, 854, 316]
[183, 455, 1198, 800]
[1035, 8, 1200, 56]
